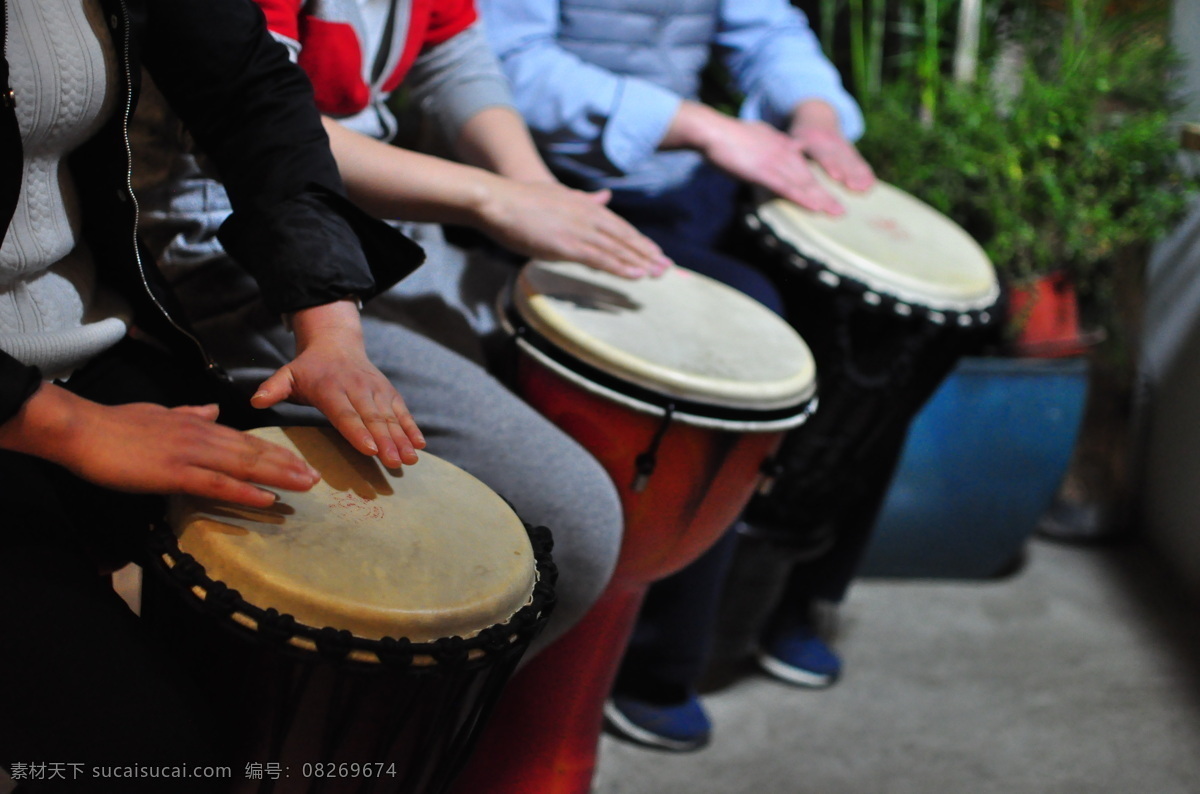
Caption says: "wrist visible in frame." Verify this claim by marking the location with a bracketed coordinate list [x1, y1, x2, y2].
[0, 382, 87, 464]
[468, 172, 516, 232]
[289, 299, 365, 346]
[661, 101, 728, 154]
[789, 100, 843, 136]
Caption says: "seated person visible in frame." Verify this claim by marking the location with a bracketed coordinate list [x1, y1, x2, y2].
[0, 0, 423, 786]
[479, 0, 880, 750]
[131, 0, 672, 656]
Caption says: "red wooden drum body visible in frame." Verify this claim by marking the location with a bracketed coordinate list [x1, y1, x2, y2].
[517, 360, 790, 585]
[141, 428, 556, 794]
[451, 262, 816, 794]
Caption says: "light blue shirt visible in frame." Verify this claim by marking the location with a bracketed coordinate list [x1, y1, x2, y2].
[479, 0, 864, 194]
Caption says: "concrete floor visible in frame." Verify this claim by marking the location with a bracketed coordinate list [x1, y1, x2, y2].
[593, 538, 1200, 794]
[4, 537, 1198, 793]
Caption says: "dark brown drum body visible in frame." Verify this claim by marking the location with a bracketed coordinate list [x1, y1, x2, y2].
[141, 427, 555, 794]
[743, 176, 1000, 536]
[708, 176, 1002, 672]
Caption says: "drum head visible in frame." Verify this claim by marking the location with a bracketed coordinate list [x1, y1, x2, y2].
[167, 427, 536, 643]
[513, 262, 816, 412]
[752, 173, 999, 313]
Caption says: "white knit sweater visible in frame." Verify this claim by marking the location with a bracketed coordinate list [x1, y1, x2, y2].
[0, 0, 130, 380]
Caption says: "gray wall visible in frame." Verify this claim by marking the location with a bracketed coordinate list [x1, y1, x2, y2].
[1173, 0, 1200, 121]
[1138, 205, 1200, 600]
[1136, 0, 1200, 599]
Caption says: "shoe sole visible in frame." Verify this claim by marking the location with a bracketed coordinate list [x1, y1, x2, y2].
[601, 700, 709, 753]
[755, 650, 838, 689]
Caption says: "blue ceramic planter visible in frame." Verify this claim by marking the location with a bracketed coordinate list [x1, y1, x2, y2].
[860, 356, 1090, 578]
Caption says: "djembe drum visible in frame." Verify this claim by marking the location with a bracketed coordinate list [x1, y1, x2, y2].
[141, 427, 556, 794]
[449, 262, 817, 794]
[709, 175, 1001, 673]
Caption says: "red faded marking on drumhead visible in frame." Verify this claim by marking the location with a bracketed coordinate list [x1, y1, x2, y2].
[868, 216, 912, 242]
[328, 491, 386, 521]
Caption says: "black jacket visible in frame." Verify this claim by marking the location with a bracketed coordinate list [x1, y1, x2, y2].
[0, 0, 423, 422]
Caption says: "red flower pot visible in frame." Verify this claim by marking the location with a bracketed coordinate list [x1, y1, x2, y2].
[1007, 271, 1104, 357]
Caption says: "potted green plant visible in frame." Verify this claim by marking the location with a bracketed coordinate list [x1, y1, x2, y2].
[801, 0, 1198, 572]
[856, 0, 1194, 357]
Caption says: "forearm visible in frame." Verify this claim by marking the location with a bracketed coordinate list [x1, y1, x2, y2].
[321, 115, 668, 277]
[454, 106, 557, 184]
[321, 117, 506, 226]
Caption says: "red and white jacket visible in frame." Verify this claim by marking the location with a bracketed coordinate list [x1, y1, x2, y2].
[256, 0, 477, 121]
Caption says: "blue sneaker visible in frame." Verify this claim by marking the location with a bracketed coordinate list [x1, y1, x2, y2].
[603, 692, 712, 752]
[757, 621, 843, 688]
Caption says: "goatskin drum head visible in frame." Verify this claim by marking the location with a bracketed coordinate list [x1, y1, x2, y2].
[514, 261, 816, 412]
[753, 172, 999, 312]
[167, 427, 535, 643]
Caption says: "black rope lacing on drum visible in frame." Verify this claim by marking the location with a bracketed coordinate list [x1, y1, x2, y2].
[145, 522, 557, 673]
[632, 402, 676, 492]
[258, 608, 299, 648]
[315, 627, 355, 662]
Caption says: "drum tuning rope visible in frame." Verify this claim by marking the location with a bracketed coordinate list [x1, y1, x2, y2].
[144, 522, 557, 669]
[632, 402, 676, 492]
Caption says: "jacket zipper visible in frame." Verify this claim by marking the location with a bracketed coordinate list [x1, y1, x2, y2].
[114, 0, 224, 377]
[2, 1, 12, 109]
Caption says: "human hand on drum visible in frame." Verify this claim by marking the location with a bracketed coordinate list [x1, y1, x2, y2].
[250, 299, 426, 469]
[666, 100, 873, 216]
[0, 383, 320, 507]
[475, 177, 672, 279]
[668, 103, 821, 208]
[786, 99, 876, 204]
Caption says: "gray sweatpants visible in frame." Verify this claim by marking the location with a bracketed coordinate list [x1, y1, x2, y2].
[182, 228, 623, 656]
